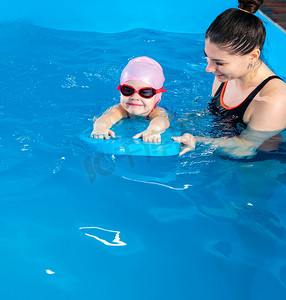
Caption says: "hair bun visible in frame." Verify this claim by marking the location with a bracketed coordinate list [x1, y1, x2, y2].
[238, 0, 263, 14]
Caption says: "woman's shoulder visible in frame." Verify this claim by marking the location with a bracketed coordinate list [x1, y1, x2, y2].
[256, 63, 285, 96]
[259, 75, 286, 101]
[248, 75, 286, 130]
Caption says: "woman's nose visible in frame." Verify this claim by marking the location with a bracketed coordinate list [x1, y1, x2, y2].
[206, 60, 216, 73]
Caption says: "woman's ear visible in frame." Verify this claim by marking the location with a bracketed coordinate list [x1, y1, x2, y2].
[249, 48, 261, 65]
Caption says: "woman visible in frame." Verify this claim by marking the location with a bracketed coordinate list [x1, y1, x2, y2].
[173, 0, 286, 158]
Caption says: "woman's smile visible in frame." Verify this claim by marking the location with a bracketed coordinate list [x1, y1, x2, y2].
[215, 73, 226, 80]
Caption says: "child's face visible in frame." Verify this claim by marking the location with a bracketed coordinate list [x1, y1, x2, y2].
[120, 80, 157, 116]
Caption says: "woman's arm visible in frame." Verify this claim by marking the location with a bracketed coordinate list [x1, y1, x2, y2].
[245, 90, 286, 132]
[91, 104, 127, 139]
[173, 91, 286, 158]
[173, 76, 286, 158]
[133, 107, 170, 143]
[173, 128, 283, 158]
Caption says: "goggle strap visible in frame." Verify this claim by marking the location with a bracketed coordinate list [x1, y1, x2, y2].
[156, 88, 167, 93]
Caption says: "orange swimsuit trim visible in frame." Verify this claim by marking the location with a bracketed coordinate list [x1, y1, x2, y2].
[220, 81, 253, 110]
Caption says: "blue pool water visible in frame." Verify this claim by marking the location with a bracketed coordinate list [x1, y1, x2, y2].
[1, 21, 286, 300]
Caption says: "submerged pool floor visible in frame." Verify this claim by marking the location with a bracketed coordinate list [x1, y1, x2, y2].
[1, 22, 286, 300]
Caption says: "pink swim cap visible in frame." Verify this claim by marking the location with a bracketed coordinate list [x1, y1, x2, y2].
[119, 56, 166, 103]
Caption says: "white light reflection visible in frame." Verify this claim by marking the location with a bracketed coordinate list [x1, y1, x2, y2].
[79, 227, 127, 246]
[122, 176, 191, 190]
[46, 269, 55, 275]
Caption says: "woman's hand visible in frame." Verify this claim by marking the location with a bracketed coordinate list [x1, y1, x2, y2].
[172, 133, 196, 155]
[133, 129, 161, 143]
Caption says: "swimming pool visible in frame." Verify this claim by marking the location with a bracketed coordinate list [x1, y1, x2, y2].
[1, 1, 286, 300]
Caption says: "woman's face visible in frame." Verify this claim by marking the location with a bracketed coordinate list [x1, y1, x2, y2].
[120, 80, 157, 116]
[204, 38, 251, 82]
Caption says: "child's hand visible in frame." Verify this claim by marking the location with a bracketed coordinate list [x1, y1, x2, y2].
[172, 133, 196, 155]
[133, 129, 161, 143]
[90, 128, 115, 139]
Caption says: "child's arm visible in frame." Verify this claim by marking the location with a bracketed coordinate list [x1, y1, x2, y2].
[133, 107, 170, 142]
[91, 104, 127, 139]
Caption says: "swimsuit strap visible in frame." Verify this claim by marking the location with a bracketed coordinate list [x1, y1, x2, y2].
[246, 75, 282, 100]
[213, 82, 224, 98]
[214, 75, 282, 100]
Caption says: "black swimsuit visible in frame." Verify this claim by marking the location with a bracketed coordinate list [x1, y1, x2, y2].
[208, 75, 282, 136]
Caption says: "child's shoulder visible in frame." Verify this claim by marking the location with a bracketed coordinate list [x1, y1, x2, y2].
[105, 104, 126, 113]
[149, 106, 169, 118]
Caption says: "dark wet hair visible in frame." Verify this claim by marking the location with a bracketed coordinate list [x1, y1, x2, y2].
[205, 0, 266, 55]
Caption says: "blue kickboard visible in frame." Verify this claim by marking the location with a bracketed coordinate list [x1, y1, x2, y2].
[81, 118, 181, 156]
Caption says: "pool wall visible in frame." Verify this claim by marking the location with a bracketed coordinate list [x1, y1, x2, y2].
[1, 0, 285, 76]
[1, 0, 238, 33]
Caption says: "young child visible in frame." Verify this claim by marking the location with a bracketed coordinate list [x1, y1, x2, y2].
[91, 56, 170, 143]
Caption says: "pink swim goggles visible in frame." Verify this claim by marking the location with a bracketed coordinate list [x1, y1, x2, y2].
[117, 84, 167, 99]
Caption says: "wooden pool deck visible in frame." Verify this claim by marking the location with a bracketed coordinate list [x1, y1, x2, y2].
[260, 0, 286, 31]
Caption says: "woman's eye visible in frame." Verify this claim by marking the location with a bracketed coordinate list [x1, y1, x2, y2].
[216, 62, 224, 66]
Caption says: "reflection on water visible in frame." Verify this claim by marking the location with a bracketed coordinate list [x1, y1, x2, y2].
[122, 175, 191, 190]
[79, 226, 127, 246]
